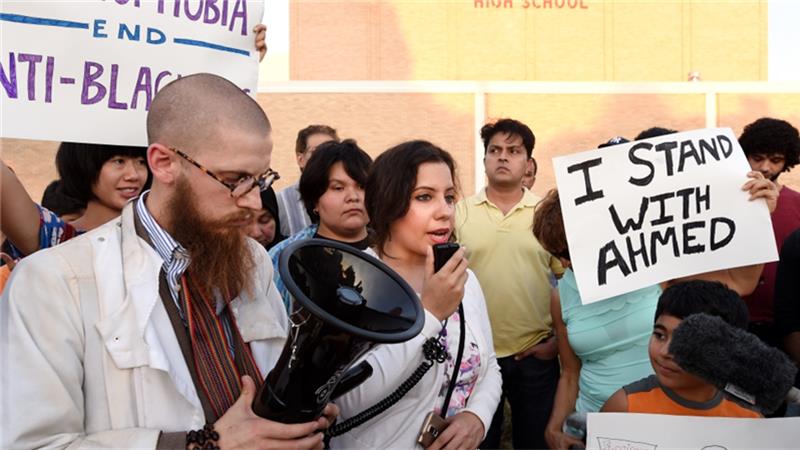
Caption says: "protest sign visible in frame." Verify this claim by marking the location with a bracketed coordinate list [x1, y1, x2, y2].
[587, 413, 799, 449]
[0, 0, 264, 146]
[553, 128, 778, 304]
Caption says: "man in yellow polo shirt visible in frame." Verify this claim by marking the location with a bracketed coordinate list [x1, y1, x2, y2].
[456, 118, 563, 450]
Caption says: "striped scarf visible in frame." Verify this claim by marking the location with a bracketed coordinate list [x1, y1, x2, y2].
[181, 273, 263, 420]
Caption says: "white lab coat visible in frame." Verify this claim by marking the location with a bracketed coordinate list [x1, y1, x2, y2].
[0, 204, 288, 449]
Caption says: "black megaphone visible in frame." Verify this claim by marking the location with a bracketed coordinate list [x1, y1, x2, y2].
[252, 238, 424, 423]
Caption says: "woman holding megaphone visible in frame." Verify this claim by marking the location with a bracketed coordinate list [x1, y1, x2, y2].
[328, 140, 502, 450]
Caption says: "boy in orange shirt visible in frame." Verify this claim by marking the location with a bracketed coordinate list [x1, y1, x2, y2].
[602, 280, 761, 418]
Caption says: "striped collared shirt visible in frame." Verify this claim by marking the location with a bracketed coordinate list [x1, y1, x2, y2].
[135, 192, 191, 315]
[135, 193, 236, 356]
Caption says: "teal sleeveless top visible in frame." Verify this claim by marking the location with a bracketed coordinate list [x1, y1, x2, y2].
[559, 269, 659, 412]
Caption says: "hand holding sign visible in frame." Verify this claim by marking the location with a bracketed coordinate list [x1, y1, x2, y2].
[553, 128, 778, 304]
[742, 170, 779, 213]
[254, 23, 267, 61]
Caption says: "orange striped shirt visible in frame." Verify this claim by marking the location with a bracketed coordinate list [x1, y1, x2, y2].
[0, 265, 11, 295]
[624, 375, 762, 418]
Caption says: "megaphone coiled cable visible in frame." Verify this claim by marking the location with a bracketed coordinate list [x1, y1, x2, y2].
[326, 336, 448, 437]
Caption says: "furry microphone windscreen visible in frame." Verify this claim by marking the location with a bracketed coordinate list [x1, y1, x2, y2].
[669, 313, 798, 414]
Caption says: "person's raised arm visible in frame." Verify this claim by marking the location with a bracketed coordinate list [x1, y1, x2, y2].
[670, 263, 763, 297]
[1, 160, 42, 256]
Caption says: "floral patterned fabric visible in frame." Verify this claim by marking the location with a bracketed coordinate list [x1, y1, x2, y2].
[434, 310, 482, 418]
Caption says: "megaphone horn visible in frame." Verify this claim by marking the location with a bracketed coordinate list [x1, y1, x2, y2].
[252, 238, 424, 423]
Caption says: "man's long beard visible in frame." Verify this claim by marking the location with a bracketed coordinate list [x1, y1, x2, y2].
[167, 179, 255, 301]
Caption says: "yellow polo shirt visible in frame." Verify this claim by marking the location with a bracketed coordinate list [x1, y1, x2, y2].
[456, 188, 563, 358]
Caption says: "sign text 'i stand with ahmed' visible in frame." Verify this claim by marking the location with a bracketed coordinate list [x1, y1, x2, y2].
[553, 128, 778, 304]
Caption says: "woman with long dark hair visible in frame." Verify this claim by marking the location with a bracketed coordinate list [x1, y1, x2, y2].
[330, 140, 501, 450]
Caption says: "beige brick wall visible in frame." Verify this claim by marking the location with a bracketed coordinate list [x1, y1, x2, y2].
[1, 91, 477, 201]
[258, 92, 476, 193]
[290, 0, 767, 82]
[4, 91, 799, 205]
[1, 139, 60, 204]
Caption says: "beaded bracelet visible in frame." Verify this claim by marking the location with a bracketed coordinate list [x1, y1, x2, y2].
[186, 424, 220, 450]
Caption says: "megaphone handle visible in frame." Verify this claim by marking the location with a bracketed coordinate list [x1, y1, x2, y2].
[331, 361, 374, 400]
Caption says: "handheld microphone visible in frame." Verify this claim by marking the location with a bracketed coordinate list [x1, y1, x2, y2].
[669, 313, 799, 414]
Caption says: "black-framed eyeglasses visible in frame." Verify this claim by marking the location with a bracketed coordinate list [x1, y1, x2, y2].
[169, 147, 280, 198]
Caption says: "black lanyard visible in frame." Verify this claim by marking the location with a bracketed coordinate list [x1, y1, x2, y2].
[439, 303, 466, 418]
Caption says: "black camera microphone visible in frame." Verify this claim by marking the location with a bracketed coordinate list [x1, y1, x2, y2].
[669, 313, 800, 414]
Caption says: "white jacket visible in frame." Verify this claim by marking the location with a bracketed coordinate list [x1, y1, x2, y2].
[0, 205, 288, 450]
[330, 271, 502, 449]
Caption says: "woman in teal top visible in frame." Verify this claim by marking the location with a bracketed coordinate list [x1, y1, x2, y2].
[558, 269, 658, 412]
[532, 190, 659, 449]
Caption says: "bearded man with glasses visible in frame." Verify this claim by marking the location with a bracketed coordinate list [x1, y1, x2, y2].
[1, 73, 336, 450]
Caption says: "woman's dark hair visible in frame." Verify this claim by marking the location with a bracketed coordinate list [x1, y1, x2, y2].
[738, 117, 800, 172]
[655, 280, 748, 329]
[532, 189, 569, 261]
[55, 142, 149, 203]
[41, 180, 85, 217]
[298, 139, 372, 223]
[366, 140, 458, 256]
[260, 186, 285, 249]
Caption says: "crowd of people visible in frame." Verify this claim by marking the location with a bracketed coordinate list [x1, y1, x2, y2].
[0, 70, 798, 450]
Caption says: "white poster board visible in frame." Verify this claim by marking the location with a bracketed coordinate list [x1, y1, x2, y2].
[0, 0, 264, 146]
[587, 413, 800, 449]
[553, 128, 778, 304]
